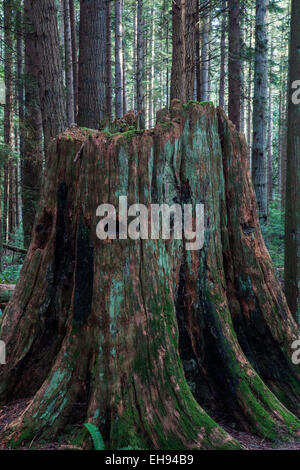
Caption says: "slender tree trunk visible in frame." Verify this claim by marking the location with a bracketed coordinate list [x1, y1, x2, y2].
[133, 10, 137, 113]
[4, 0, 15, 240]
[170, 0, 186, 102]
[267, 40, 273, 206]
[219, 0, 226, 108]
[31, 0, 66, 155]
[122, 0, 127, 116]
[16, 9, 24, 233]
[228, 0, 241, 130]
[64, 0, 75, 125]
[247, 19, 253, 163]
[106, 0, 112, 120]
[16, 9, 24, 169]
[251, 0, 269, 223]
[148, 6, 155, 128]
[22, 0, 44, 249]
[69, 0, 78, 121]
[59, 0, 65, 60]
[281, 101, 287, 210]
[284, 0, 300, 322]
[200, 1, 209, 101]
[240, 6, 245, 134]
[78, 0, 108, 127]
[115, 0, 123, 119]
[185, 0, 197, 100]
[136, 0, 145, 128]
[195, 0, 201, 101]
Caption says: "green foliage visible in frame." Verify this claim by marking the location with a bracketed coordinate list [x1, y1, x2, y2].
[83, 423, 141, 450]
[261, 201, 285, 273]
[0, 260, 22, 284]
[84, 423, 105, 450]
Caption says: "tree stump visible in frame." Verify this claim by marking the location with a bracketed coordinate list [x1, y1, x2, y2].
[0, 102, 299, 449]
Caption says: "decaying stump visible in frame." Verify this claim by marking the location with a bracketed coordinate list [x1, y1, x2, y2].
[0, 102, 299, 449]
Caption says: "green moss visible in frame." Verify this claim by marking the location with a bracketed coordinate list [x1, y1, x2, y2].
[9, 425, 36, 449]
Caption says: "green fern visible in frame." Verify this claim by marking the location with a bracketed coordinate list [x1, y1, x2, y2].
[84, 423, 105, 450]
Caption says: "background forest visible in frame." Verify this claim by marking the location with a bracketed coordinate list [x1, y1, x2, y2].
[0, 0, 298, 314]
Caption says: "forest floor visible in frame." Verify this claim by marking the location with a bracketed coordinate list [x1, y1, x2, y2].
[0, 399, 299, 450]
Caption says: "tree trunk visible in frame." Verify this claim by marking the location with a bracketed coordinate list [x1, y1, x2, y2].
[78, 0, 108, 127]
[185, 0, 197, 101]
[122, 0, 127, 116]
[133, 10, 137, 113]
[64, 0, 75, 125]
[170, 0, 186, 103]
[16, 9, 24, 232]
[136, 0, 145, 129]
[267, 40, 273, 207]
[106, 0, 112, 120]
[195, 0, 201, 101]
[69, 0, 78, 120]
[247, 17, 253, 164]
[148, 6, 155, 128]
[31, 0, 67, 156]
[228, 0, 241, 130]
[22, 0, 44, 249]
[0, 102, 299, 449]
[251, 0, 269, 223]
[200, 1, 209, 101]
[219, 0, 226, 109]
[115, 0, 123, 119]
[4, 0, 14, 241]
[284, 0, 300, 323]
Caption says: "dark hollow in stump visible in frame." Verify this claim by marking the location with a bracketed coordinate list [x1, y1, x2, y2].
[0, 102, 299, 449]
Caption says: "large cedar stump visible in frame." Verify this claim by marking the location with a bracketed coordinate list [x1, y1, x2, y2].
[0, 102, 299, 449]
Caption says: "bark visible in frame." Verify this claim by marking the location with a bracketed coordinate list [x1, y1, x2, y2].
[69, 0, 78, 120]
[267, 47, 273, 206]
[218, 0, 226, 109]
[31, 0, 67, 155]
[16, 9, 24, 168]
[64, 0, 75, 125]
[16, 11, 23, 232]
[133, 10, 137, 113]
[136, 0, 145, 129]
[200, 1, 209, 101]
[170, 0, 186, 103]
[284, 0, 300, 323]
[195, 0, 201, 101]
[106, 0, 112, 120]
[247, 19, 253, 163]
[251, 0, 269, 223]
[4, 0, 15, 240]
[22, 0, 44, 249]
[240, 8, 245, 134]
[185, 0, 197, 101]
[122, 0, 127, 116]
[0, 102, 299, 449]
[115, 0, 123, 119]
[78, 0, 108, 127]
[228, 0, 241, 130]
[148, 7, 155, 128]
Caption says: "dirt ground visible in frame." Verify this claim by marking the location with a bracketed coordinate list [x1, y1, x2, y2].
[0, 399, 299, 450]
